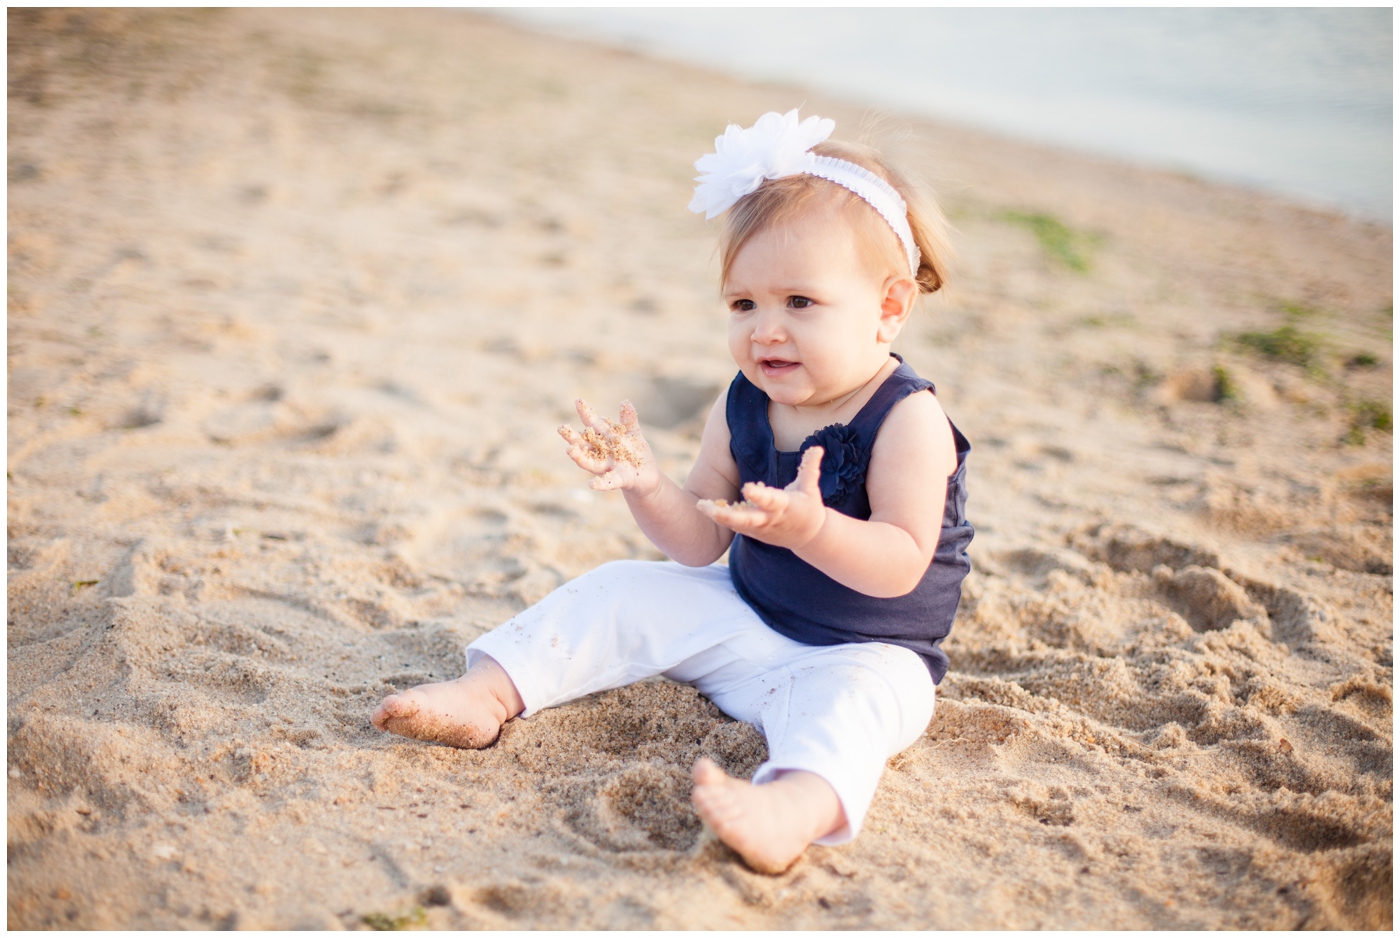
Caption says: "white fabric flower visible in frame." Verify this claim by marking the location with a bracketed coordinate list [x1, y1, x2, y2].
[688, 110, 835, 219]
[686, 110, 922, 277]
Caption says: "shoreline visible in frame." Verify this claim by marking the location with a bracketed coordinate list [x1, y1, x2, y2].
[491, 8, 1394, 225]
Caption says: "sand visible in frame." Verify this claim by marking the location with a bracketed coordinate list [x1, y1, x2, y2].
[6, 8, 1392, 930]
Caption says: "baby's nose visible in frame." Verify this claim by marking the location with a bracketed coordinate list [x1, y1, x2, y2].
[751, 315, 785, 343]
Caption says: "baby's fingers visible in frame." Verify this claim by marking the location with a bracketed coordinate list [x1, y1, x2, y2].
[566, 448, 610, 475]
[575, 398, 614, 437]
[619, 400, 644, 437]
[695, 498, 727, 522]
[794, 445, 824, 497]
[741, 481, 788, 513]
[696, 498, 770, 531]
[560, 428, 608, 473]
[720, 509, 774, 534]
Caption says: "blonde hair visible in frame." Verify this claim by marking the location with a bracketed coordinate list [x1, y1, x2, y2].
[718, 140, 951, 295]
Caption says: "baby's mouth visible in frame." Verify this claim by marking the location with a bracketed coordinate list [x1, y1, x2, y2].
[758, 358, 799, 376]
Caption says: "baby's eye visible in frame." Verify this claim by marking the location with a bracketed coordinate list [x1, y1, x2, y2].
[730, 299, 756, 312]
[788, 296, 815, 309]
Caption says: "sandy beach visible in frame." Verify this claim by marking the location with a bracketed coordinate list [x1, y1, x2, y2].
[7, 9, 1392, 929]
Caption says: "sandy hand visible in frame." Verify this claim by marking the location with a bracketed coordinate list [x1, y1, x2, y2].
[696, 445, 827, 550]
[558, 398, 659, 494]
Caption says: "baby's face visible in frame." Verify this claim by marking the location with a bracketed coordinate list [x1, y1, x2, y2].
[723, 207, 900, 410]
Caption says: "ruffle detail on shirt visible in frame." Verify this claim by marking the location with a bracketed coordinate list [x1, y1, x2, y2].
[726, 374, 778, 480]
[800, 422, 869, 503]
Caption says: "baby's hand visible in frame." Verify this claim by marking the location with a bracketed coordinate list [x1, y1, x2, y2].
[559, 399, 661, 496]
[697, 446, 827, 550]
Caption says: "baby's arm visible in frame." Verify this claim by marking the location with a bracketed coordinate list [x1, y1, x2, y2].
[699, 391, 956, 598]
[560, 395, 739, 566]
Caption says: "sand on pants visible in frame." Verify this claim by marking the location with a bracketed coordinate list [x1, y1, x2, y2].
[7, 8, 1392, 930]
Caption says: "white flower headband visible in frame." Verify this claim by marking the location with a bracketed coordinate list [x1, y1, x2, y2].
[688, 110, 921, 278]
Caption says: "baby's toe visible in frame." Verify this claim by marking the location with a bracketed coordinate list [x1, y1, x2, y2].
[381, 692, 421, 720]
[370, 698, 394, 728]
[692, 756, 723, 783]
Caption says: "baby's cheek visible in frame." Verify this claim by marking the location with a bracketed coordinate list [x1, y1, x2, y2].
[726, 329, 750, 367]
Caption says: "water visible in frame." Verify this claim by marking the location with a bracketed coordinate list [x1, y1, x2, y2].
[498, 8, 1392, 223]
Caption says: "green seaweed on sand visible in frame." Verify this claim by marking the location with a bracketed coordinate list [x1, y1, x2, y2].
[1232, 325, 1322, 372]
[1343, 400, 1393, 445]
[1279, 299, 1320, 319]
[1211, 365, 1239, 403]
[999, 210, 1097, 273]
[1346, 352, 1381, 369]
[362, 906, 427, 931]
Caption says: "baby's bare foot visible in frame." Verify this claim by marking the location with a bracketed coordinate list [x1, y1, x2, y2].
[371, 657, 523, 749]
[690, 757, 845, 875]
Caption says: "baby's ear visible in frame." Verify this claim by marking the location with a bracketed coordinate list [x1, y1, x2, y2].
[877, 276, 918, 342]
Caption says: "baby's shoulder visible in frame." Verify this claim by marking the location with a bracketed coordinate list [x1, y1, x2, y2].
[870, 388, 957, 477]
[880, 383, 949, 431]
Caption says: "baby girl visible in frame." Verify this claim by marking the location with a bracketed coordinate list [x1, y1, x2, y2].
[372, 110, 972, 874]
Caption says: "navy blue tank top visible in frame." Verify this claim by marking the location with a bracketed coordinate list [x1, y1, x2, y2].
[726, 357, 973, 683]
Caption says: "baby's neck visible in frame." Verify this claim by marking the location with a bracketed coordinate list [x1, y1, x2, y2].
[768, 355, 899, 451]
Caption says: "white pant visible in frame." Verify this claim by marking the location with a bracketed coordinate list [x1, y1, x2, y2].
[466, 560, 935, 844]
